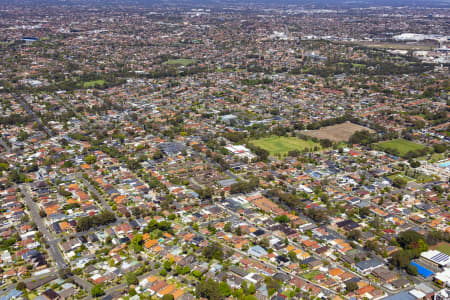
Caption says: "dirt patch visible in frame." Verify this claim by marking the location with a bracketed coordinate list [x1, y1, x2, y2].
[302, 121, 375, 142]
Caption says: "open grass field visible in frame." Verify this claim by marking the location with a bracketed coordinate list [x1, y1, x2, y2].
[387, 173, 413, 182]
[374, 139, 427, 157]
[432, 242, 450, 256]
[250, 136, 321, 157]
[351, 41, 434, 51]
[164, 58, 196, 66]
[302, 121, 374, 142]
[83, 79, 105, 88]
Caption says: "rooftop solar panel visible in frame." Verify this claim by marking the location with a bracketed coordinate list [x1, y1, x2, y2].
[430, 253, 450, 263]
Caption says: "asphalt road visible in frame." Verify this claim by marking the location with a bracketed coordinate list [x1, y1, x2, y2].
[216, 201, 393, 296]
[76, 174, 115, 214]
[0, 136, 11, 152]
[20, 184, 97, 296]
[15, 94, 53, 137]
[20, 184, 68, 270]
[194, 150, 241, 181]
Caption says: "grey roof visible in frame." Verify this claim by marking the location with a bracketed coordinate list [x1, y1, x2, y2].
[0, 289, 23, 300]
[382, 291, 415, 300]
[218, 179, 237, 187]
[355, 258, 383, 271]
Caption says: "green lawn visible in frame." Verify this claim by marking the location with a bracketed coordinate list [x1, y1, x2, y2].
[433, 242, 450, 255]
[250, 136, 321, 157]
[414, 173, 435, 183]
[163, 58, 196, 66]
[303, 270, 321, 280]
[374, 139, 427, 157]
[28, 293, 38, 300]
[387, 173, 413, 182]
[417, 152, 447, 163]
[83, 80, 105, 88]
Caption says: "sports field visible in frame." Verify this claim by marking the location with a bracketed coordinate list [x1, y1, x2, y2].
[164, 58, 196, 66]
[375, 139, 427, 157]
[83, 80, 105, 88]
[432, 242, 450, 256]
[353, 41, 434, 51]
[250, 136, 321, 156]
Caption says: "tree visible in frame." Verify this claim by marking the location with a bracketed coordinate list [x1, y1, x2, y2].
[397, 230, 425, 249]
[91, 285, 105, 298]
[409, 160, 421, 168]
[39, 209, 47, 218]
[17, 130, 29, 142]
[202, 243, 224, 260]
[433, 143, 446, 153]
[346, 281, 358, 292]
[8, 170, 26, 184]
[241, 281, 248, 294]
[125, 272, 138, 285]
[259, 237, 270, 248]
[207, 223, 217, 234]
[162, 295, 174, 300]
[131, 234, 143, 252]
[163, 260, 172, 271]
[197, 187, 213, 200]
[58, 268, 71, 279]
[264, 277, 281, 296]
[347, 229, 362, 241]
[288, 251, 297, 262]
[248, 283, 256, 295]
[219, 282, 232, 297]
[305, 208, 329, 223]
[196, 279, 222, 300]
[175, 265, 190, 275]
[433, 185, 444, 194]
[152, 150, 164, 160]
[274, 215, 290, 224]
[349, 130, 377, 145]
[390, 249, 420, 268]
[392, 177, 407, 189]
[16, 282, 26, 291]
[406, 264, 418, 276]
[365, 240, 379, 252]
[84, 154, 96, 165]
[224, 222, 232, 232]
[359, 207, 371, 218]
[192, 270, 202, 278]
[235, 226, 242, 236]
[0, 162, 8, 172]
[76, 211, 116, 232]
[230, 177, 259, 194]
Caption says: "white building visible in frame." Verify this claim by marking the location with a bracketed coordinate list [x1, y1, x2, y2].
[421, 250, 450, 267]
[225, 145, 256, 160]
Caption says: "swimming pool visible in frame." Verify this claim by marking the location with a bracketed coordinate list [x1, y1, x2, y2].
[439, 161, 450, 168]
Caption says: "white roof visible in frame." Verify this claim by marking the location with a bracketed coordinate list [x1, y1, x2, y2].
[434, 268, 450, 284]
[421, 250, 450, 267]
[409, 289, 426, 299]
